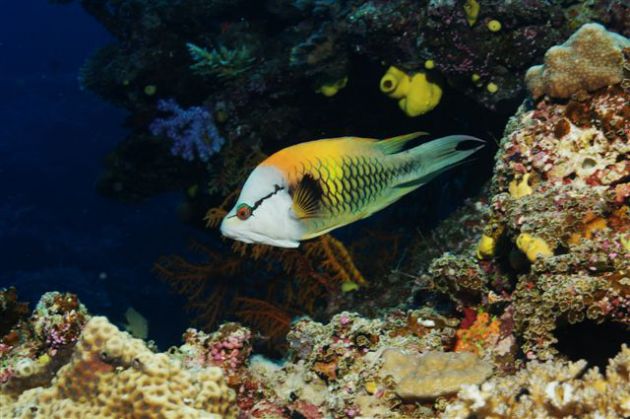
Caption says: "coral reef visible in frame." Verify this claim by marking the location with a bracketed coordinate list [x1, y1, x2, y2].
[445, 344, 630, 418]
[484, 82, 629, 359]
[34, 3, 630, 417]
[3, 287, 628, 418]
[0, 287, 29, 336]
[453, 310, 501, 356]
[1, 291, 89, 395]
[1, 316, 237, 418]
[422, 24, 630, 361]
[187, 43, 256, 81]
[95, 133, 207, 202]
[233, 308, 464, 417]
[177, 322, 252, 385]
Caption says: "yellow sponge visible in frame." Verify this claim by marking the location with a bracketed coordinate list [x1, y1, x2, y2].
[476, 234, 496, 260]
[317, 77, 348, 97]
[508, 174, 533, 198]
[516, 233, 554, 262]
[380, 66, 442, 117]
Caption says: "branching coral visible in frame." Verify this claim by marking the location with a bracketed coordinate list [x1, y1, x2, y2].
[232, 298, 296, 346]
[205, 194, 366, 289]
[150, 99, 225, 162]
[157, 196, 366, 351]
[444, 344, 630, 418]
[154, 240, 241, 330]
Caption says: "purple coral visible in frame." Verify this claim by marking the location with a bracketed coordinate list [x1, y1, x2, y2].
[149, 99, 225, 162]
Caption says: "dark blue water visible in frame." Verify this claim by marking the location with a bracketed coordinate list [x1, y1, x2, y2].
[0, 1, 191, 347]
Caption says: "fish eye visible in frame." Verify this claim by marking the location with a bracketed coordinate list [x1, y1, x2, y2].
[236, 203, 253, 220]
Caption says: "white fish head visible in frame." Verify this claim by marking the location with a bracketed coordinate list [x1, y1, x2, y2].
[220, 166, 304, 248]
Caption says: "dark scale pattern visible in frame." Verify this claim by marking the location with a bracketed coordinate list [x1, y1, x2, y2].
[292, 155, 419, 217]
[335, 156, 389, 214]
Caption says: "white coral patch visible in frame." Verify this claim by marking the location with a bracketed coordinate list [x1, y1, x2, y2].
[459, 384, 487, 410]
[545, 381, 576, 408]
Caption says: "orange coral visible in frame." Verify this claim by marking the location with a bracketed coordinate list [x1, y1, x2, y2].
[154, 242, 242, 330]
[233, 297, 295, 344]
[454, 311, 501, 355]
[305, 234, 367, 286]
[158, 192, 366, 349]
[205, 188, 366, 289]
[568, 206, 630, 245]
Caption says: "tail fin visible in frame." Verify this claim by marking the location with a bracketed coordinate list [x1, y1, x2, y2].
[395, 135, 485, 189]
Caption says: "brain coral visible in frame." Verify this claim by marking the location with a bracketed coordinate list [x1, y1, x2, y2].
[525, 23, 629, 99]
[0, 316, 237, 418]
[444, 344, 630, 418]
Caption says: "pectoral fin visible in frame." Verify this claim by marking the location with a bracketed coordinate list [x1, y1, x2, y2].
[290, 173, 323, 219]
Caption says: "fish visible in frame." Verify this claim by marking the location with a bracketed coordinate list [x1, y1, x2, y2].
[220, 132, 484, 248]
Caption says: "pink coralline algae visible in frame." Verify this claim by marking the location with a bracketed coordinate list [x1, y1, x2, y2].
[0, 291, 89, 394]
[31, 292, 89, 355]
[493, 86, 629, 193]
[179, 322, 252, 383]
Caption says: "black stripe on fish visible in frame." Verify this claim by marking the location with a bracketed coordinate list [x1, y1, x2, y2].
[252, 184, 284, 213]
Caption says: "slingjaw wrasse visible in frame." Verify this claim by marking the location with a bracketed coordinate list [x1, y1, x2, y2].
[221, 132, 484, 247]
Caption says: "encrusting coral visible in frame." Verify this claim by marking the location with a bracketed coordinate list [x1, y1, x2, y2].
[1, 316, 237, 418]
[482, 81, 630, 359]
[379, 349, 493, 400]
[444, 344, 630, 418]
[232, 309, 464, 417]
[526, 23, 629, 99]
[176, 322, 252, 386]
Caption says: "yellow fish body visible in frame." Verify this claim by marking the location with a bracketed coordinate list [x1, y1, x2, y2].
[221, 133, 483, 247]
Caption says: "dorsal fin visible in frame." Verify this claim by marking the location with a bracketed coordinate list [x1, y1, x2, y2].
[376, 132, 429, 155]
[290, 173, 323, 219]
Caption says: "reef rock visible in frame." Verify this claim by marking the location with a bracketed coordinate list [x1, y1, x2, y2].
[0, 291, 89, 396]
[444, 344, 630, 418]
